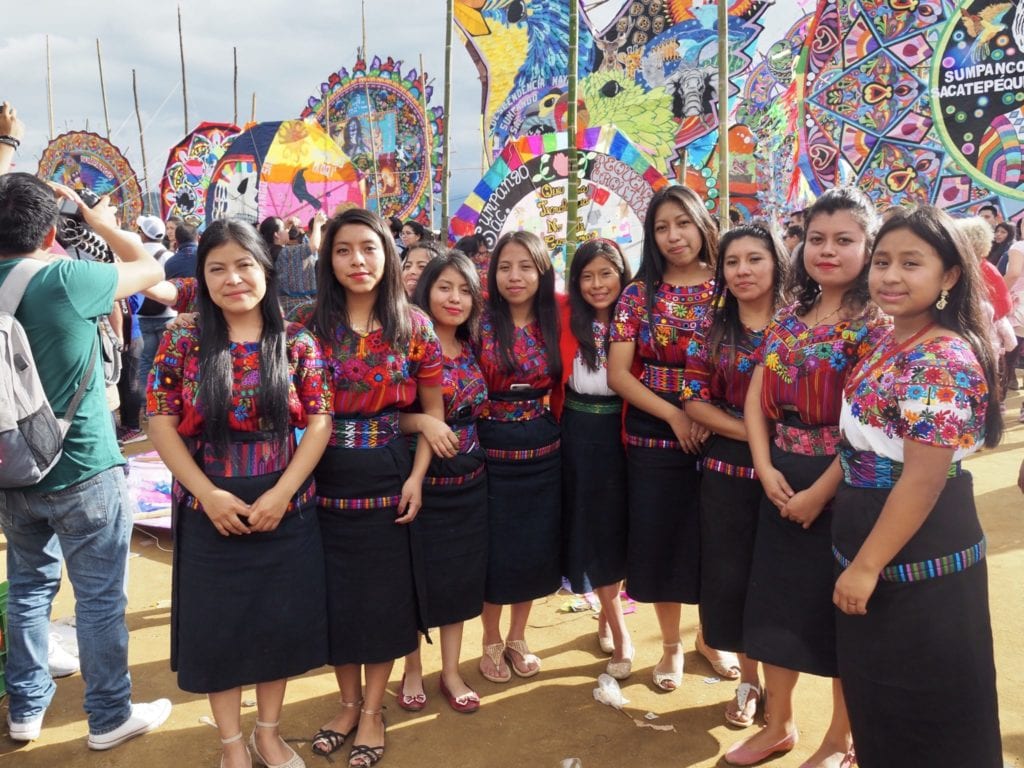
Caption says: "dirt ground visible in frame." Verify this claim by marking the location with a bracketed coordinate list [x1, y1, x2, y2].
[2, 392, 1022, 767]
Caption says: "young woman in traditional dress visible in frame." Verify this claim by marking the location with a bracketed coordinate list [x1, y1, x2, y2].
[298, 209, 445, 768]
[730, 187, 887, 767]
[476, 231, 562, 683]
[147, 220, 333, 768]
[395, 251, 489, 714]
[551, 239, 633, 678]
[682, 224, 788, 727]
[607, 185, 732, 693]
[833, 206, 1003, 766]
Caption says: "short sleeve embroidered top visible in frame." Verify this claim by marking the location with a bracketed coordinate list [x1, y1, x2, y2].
[477, 313, 555, 393]
[682, 312, 765, 414]
[609, 280, 715, 366]
[442, 346, 488, 425]
[840, 333, 987, 463]
[755, 303, 887, 425]
[292, 304, 443, 416]
[146, 322, 331, 436]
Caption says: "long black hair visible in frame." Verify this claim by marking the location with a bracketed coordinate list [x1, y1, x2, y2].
[707, 223, 789, 369]
[310, 208, 412, 348]
[258, 216, 284, 260]
[486, 230, 562, 381]
[637, 185, 718, 323]
[414, 250, 484, 346]
[194, 219, 290, 451]
[568, 239, 631, 372]
[790, 186, 878, 315]
[872, 206, 1003, 446]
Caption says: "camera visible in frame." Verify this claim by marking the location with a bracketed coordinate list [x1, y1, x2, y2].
[55, 187, 114, 263]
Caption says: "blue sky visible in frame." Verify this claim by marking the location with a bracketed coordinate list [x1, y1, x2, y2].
[1, 1, 799, 224]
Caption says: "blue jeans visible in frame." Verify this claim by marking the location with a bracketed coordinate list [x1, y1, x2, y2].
[138, 315, 172, 395]
[0, 467, 133, 734]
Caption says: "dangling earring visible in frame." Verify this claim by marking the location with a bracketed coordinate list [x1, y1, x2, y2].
[935, 289, 949, 310]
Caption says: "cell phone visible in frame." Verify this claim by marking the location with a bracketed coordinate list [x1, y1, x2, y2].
[509, 383, 531, 391]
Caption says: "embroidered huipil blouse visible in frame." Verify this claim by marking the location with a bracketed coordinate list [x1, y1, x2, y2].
[292, 305, 443, 424]
[478, 313, 555, 421]
[756, 303, 886, 425]
[146, 322, 332, 435]
[840, 334, 987, 463]
[569, 320, 615, 397]
[682, 312, 765, 416]
[441, 347, 488, 453]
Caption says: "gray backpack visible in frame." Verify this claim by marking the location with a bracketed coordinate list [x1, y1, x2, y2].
[0, 259, 98, 488]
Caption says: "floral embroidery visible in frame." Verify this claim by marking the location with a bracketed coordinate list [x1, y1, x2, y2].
[292, 304, 442, 415]
[169, 277, 199, 314]
[146, 321, 331, 437]
[843, 334, 987, 455]
[610, 279, 714, 365]
[443, 347, 488, 424]
[682, 312, 765, 412]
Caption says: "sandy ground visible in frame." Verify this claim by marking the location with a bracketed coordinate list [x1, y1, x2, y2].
[2, 392, 1022, 767]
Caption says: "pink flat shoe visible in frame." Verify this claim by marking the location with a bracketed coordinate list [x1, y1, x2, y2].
[396, 674, 427, 712]
[724, 729, 798, 766]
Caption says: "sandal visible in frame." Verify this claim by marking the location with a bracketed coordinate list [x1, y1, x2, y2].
[249, 720, 303, 768]
[479, 642, 512, 683]
[695, 628, 741, 680]
[503, 639, 541, 678]
[347, 708, 385, 768]
[724, 683, 761, 728]
[312, 699, 361, 757]
[220, 732, 251, 768]
[653, 642, 683, 692]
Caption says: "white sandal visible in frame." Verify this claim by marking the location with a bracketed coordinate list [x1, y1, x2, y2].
[249, 720, 304, 768]
[652, 642, 683, 692]
[220, 732, 251, 768]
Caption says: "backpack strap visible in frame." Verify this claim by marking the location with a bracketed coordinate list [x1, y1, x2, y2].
[0, 259, 48, 315]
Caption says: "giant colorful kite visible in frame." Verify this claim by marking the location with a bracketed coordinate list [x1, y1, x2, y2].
[37, 131, 143, 226]
[450, 125, 669, 277]
[455, 0, 769, 180]
[205, 120, 364, 228]
[301, 56, 443, 225]
[160, 122, 241, 227]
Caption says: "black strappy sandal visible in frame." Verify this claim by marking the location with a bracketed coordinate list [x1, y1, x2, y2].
[312, 699, 361, 757]
[347, 708, 385, 768]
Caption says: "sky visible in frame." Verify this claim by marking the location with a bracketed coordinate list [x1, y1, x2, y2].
[1, 1, 798, 226]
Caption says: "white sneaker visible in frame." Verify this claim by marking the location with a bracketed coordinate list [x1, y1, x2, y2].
[8, 711, 45, 741]
[87, 699, 172, 751]
[48, 633, 80, 678]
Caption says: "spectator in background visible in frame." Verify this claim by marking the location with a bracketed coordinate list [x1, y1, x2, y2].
[259, 212, 327, 316]
[164, 223, 198, 279]
[388, 215, 404, 243]
[989, 221, 1015, 273]
[455, 234, 491, 281]
[164, 215, 183, 252]
[0, 174, 171, 749]
[135, 215, 176, 403]
[400, 220, 427, 255]
[0, 101, 24, 176]
[978, 203, 1000, 228]
[782, 224, 804, 256]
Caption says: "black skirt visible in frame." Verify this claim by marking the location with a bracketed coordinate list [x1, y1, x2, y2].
[172, 472, 327, 694]
[316, 439, 420, 665]
[743, 444, 837, 676]
[560, 391, 628, 593]
[416, 448, 488, 627]
[478, 413, 562, 605]
[623, 397, 701, 604]
[833, 473, 1002, 767]
[698, 435, 762, 653]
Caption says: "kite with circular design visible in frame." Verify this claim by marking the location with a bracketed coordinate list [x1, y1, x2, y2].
[160, 122, 241, 227]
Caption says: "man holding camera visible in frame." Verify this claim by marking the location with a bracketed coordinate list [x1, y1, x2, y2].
[0, 171, 172, 749]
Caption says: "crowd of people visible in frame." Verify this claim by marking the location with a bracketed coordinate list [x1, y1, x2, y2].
[1, 98, 1022, 768]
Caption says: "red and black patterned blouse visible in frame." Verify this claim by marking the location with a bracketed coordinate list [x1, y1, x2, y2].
[478, 311, 555, 421]
[682, 312, 765, 416]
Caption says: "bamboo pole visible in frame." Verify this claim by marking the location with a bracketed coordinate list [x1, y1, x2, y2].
[178, 5, 189, 134]
[361, 0, 368, 60]
[96, 39, 111, 138]
[565, 0, 580, 271]
[419, 53, 435, 230]
[718, 0, 730, 230]
[251, 92, 256, 123]
[46, 35, 55, 140]
[233, 47, 239, 126]
[132, 69, 151, 213]
[440, 0, 454, 237]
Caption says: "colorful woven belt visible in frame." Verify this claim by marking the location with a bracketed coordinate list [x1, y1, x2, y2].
[192, 435, 295, 478]
[424, 463, 486, 487]
[317, 494, 401, 510]
[484, 439, 560, 462]
[642, 363, 685, 394]
[625, 434, 680, 450]
[564, 392, 622, 415]
[703, 457, 758, 480]
[481, 396, 547, 422]
[839, 447, 961, 489]
[774, 422, 842, 456]
[453, 423, 480, 454]
[833, 538, 985, 583]
[331, 409, 400, 449]
[179, 481, 315, 514]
